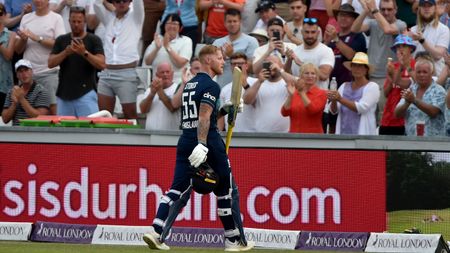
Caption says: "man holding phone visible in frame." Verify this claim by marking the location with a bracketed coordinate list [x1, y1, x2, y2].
[48, 6, 105, 116]
[252, 17, 296, 74]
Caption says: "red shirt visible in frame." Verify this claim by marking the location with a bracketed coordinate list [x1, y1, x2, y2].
[281, 86, 327, 133]
[205, 0, 245, 37]
[381, 60, 415, 127]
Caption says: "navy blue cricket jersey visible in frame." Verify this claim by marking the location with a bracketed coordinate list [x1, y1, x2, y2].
[181, 72, 221, 135]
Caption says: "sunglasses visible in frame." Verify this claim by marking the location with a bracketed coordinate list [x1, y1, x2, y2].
[69, 6, 86, 14]
[112, 0, 130, 3]
[303, 17, 318, 24]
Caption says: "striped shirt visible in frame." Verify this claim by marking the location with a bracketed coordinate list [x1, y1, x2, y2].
[4, 82, 51, 125]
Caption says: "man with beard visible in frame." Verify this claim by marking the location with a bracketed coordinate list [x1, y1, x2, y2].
[212, 8, 258, 87]
[409, 0, 449, 76]
[286, 17, 334, 91]
[48, 6, 105, 117]
[143, 45, 254, 251]
[243, 54, 290, 132]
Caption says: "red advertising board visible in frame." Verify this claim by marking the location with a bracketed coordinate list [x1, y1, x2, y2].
[0, 143, 386, 232]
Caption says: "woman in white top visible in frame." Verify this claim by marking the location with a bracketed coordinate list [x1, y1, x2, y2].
[143, 13, 192, 84]
[328, 52, 380, 135]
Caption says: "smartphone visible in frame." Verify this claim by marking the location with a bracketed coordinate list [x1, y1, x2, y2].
[72, 37, 82, 43]
[262, 62, 271, 71]
[273, 31, 281, 41]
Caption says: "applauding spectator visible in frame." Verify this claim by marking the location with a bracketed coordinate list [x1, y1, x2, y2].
[2, 59, 50, 125]
[281, 63, 327, 133]
[328, 52, 380, 135]
[4, 1, 32, 31]
[395, 58, 446, 136]
[0, 3, 16, 113]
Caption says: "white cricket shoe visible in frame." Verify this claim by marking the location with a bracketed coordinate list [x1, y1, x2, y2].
[224, 239, 255, 251]
[143, 231, 170, 250]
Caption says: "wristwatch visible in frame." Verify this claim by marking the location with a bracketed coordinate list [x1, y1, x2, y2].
[371, 9, 379, 15]
[419, 38, 425, 44]
[84, 50, 89, 58]
[37, 36, 43, 43]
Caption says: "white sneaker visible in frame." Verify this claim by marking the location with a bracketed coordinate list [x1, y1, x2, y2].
[224, 239, 255, 251]
[143, 231, 170, 250]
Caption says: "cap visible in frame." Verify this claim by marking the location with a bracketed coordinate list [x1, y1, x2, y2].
[419, 0, 436, 5]
[255, 0, 276, 13]
[15, 59, 33, 71]
[391, 34, 416, 53]
[267, 17, 284, 28]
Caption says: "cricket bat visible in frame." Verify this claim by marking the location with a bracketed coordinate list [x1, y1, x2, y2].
[225, 67, 242, 154]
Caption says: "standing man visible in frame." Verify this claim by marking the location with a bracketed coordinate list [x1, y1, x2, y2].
[48, 5, 105, 117]
[94, 0, 144, 119]
[2, 59, 50, 125]
[15, 0, 66, 115]
[143, 45, 254, 252]
[213, 8, 259, 87]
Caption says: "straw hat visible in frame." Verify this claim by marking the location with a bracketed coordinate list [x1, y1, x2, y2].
[343, 52, 374, 72]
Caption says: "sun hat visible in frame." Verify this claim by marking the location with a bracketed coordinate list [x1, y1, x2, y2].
[343, 52, 374, 72]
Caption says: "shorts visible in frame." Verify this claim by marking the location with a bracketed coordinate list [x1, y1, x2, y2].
[97, 68, 139, 103]
[33, 70, 59, 105]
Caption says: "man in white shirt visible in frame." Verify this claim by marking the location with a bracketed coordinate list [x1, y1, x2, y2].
[287, 18, 334, 90]
[94, 0, 144, 119]
[15, 0, 66, 115]
[243, 54, 289, 132]
[139, 62, 180, 130]
[219, 53, 257, 132]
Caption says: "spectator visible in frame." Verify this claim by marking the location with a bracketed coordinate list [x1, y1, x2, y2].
[323, 4, 366, 133]
[254, 0, 285, 31]
[253, 17, 296, 75]
[94, 0, 144, 119]
[395, 58, 446, 136]
[199, 0, 245, 44]
[409, 0, 449, 77]
[351, 0, 406, 122]
[218, 52, 258, 132]
[284, 0, 308, 46]
[280, 63, 327, 133]
[139, 62, 180, 130]
[241, 0, 259, 33]
[379, 35, 416, 135]
[15, 0, 66, 115]
[0, 3, 16, 114]
[48, 6, 105, 117]
[4, 1, 32, 31]
[286, 17, 334, 90]
[186, 56, 202, 80]
[243, 54, 289, 132]
[308, 0, 340, 32]
[328, 52, 380, 135]
[144, 13, 192, 85]
[2, 59, 50, 125]
[49, 0, 91, 32]
[86, 0, 114, 43]
[249, 28, 269, 46]
[141, 0, 165, 57]
[161, 0, 198, 54]
[213, 8, 258, 87]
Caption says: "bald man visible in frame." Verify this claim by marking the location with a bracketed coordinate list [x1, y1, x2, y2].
[139, 62, 181, 130]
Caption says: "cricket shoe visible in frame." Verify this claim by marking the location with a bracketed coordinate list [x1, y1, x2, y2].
[143, 231, 170, 250]
[224, 239, 255, 251]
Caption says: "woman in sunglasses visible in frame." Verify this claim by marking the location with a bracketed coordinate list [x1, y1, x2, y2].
[0, 3, 16, 114]
[328, 52, 380, 135]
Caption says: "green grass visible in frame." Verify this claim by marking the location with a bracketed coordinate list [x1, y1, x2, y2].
[388, 208, 450, 240]
[0, 241, 360, 253]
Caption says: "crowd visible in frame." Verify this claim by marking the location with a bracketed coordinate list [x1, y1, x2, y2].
[0, 0, 449, 137]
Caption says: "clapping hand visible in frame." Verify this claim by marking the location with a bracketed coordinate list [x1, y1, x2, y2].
[327, 90, 341, 102]
[401, 88, 415, 104]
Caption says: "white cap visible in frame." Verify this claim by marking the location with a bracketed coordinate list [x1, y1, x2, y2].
[15, 59, 33, 71]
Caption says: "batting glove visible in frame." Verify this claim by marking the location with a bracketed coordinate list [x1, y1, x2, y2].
[189, 143, 208, 168]
[220, 99, 244, 115]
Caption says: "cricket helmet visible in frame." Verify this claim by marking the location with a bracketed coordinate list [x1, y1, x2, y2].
[191, 162, 219, 194]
